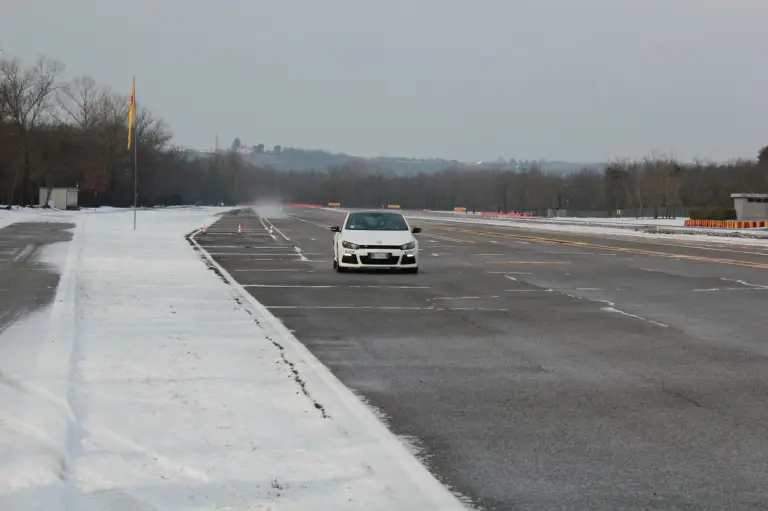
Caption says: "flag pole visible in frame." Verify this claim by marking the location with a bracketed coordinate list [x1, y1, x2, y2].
[132, 75, 137, 231]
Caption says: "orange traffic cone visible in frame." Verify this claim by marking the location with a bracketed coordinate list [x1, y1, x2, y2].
[269, 225, 275, 235]
[201, 225, 207, 234]
[238, 224, 243, 234]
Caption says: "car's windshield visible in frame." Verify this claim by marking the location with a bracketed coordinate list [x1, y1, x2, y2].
[345, 212, 409, 231]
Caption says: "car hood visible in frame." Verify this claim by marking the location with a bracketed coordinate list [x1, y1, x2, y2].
[341, 230, 414, 246]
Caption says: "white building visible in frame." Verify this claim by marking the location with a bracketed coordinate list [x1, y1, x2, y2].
[731, 193, 768, 221]
[39, 187, 79, 210]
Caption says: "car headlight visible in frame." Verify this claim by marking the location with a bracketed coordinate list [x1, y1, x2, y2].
[341, 240, 359, 249]
[400, 241, 416, 250]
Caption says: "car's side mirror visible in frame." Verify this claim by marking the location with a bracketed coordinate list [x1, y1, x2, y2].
[331, 226, 341, 232]
[411, 227, 422, 233]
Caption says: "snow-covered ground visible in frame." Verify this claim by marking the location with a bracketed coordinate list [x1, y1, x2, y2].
[0, 207, 466, 511]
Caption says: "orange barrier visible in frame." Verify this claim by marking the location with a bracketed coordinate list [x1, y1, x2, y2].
[685, 219, 768, 229]
[287, 203, 323, 208]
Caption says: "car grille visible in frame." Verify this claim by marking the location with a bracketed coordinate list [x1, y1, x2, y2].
[359, 254, 402, 265]
[357, 245, 402, 250]
[341, 254, 359, 264]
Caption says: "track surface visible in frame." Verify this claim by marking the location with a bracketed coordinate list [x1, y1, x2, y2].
[0, 222, 74, 336]
[200, 207, 768, 511]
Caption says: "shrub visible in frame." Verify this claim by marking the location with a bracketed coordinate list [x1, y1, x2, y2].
[688, 207, 737, 220]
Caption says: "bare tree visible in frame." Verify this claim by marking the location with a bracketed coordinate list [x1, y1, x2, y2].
[0, 56, 63, 204]
[134, 106, 171, 151]
[56, 75, 107, 131]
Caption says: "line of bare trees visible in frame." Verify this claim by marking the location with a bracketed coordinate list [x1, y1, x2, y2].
[2, 50, 767, 215]
[277, 153, 767, 217]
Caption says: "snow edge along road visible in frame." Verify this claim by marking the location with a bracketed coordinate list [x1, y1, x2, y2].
[187, 228, 469, 510]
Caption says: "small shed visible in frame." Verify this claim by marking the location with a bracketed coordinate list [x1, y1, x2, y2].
[39, 187, 79, 210]
[731, 193, 768, 221]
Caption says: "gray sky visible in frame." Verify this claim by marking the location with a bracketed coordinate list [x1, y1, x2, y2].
[2, 0, 766, 162]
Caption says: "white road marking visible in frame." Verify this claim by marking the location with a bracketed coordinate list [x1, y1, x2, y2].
[601, 306, 668, 327]
[200, 232, 273, 236]
[259, 217, 278, 240]
[546, 251, 596, 255]
[420, 234, 475, 244]
[205, 253, 305, 257]
[476, 253, 504, 256]
[288, 215, 332, 230]
[198, 246, 296, 250]
[245, 284, 430, 289]
[694, 278, 768, 292]
[693, 287, 768, 292]
[721, 278, 768, 288]
[210, 257, 285, 261]
[294, 246, 309, 262]
[264, 218, 291, 241]
[14, 244, 35, 262]
[234, 269, 314, 272]
[505, 275, 518, 282]
[576, 288, 624, 291]
[488, 240, 500, 244]
[266, 305, 508, 311]
[484, 271, 533, 275]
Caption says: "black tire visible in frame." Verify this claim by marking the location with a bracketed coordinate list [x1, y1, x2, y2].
[404, 267, 419, 274]
[333, 258, 338, 269]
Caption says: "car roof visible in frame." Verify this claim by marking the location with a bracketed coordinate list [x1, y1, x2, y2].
[347, 210, 404, 215]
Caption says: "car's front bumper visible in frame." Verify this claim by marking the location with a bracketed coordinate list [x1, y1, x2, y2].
[339, 249, 418, 268]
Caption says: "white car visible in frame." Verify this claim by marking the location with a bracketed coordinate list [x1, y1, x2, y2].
[331, 211, 421, 273]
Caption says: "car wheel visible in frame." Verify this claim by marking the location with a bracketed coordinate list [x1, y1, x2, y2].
[404, 267, 418, 274]
[333, 258, 338, 269]
[336, 264, 346, 273]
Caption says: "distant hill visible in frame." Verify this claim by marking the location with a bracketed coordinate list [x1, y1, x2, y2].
[190, 144, 605, 175]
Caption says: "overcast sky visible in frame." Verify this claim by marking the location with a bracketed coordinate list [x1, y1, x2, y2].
[1, 0, 766, 162]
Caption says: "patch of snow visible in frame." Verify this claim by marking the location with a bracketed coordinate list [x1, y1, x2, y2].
[0, 207, 465, 510]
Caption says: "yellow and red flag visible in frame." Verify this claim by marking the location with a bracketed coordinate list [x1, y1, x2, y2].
[127, 78, 135, 150]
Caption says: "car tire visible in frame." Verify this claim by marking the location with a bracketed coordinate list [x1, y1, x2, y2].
[333, 258, 338, 269]
[336, 263, 346, 273]
[404, 267, 418, 274]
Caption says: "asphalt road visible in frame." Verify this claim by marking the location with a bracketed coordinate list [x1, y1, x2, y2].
[200, 207, 768, 511]
[0, 222, 74, 336]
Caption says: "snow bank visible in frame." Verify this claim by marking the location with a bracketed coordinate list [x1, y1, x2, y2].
[0, 207, 466, 510]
